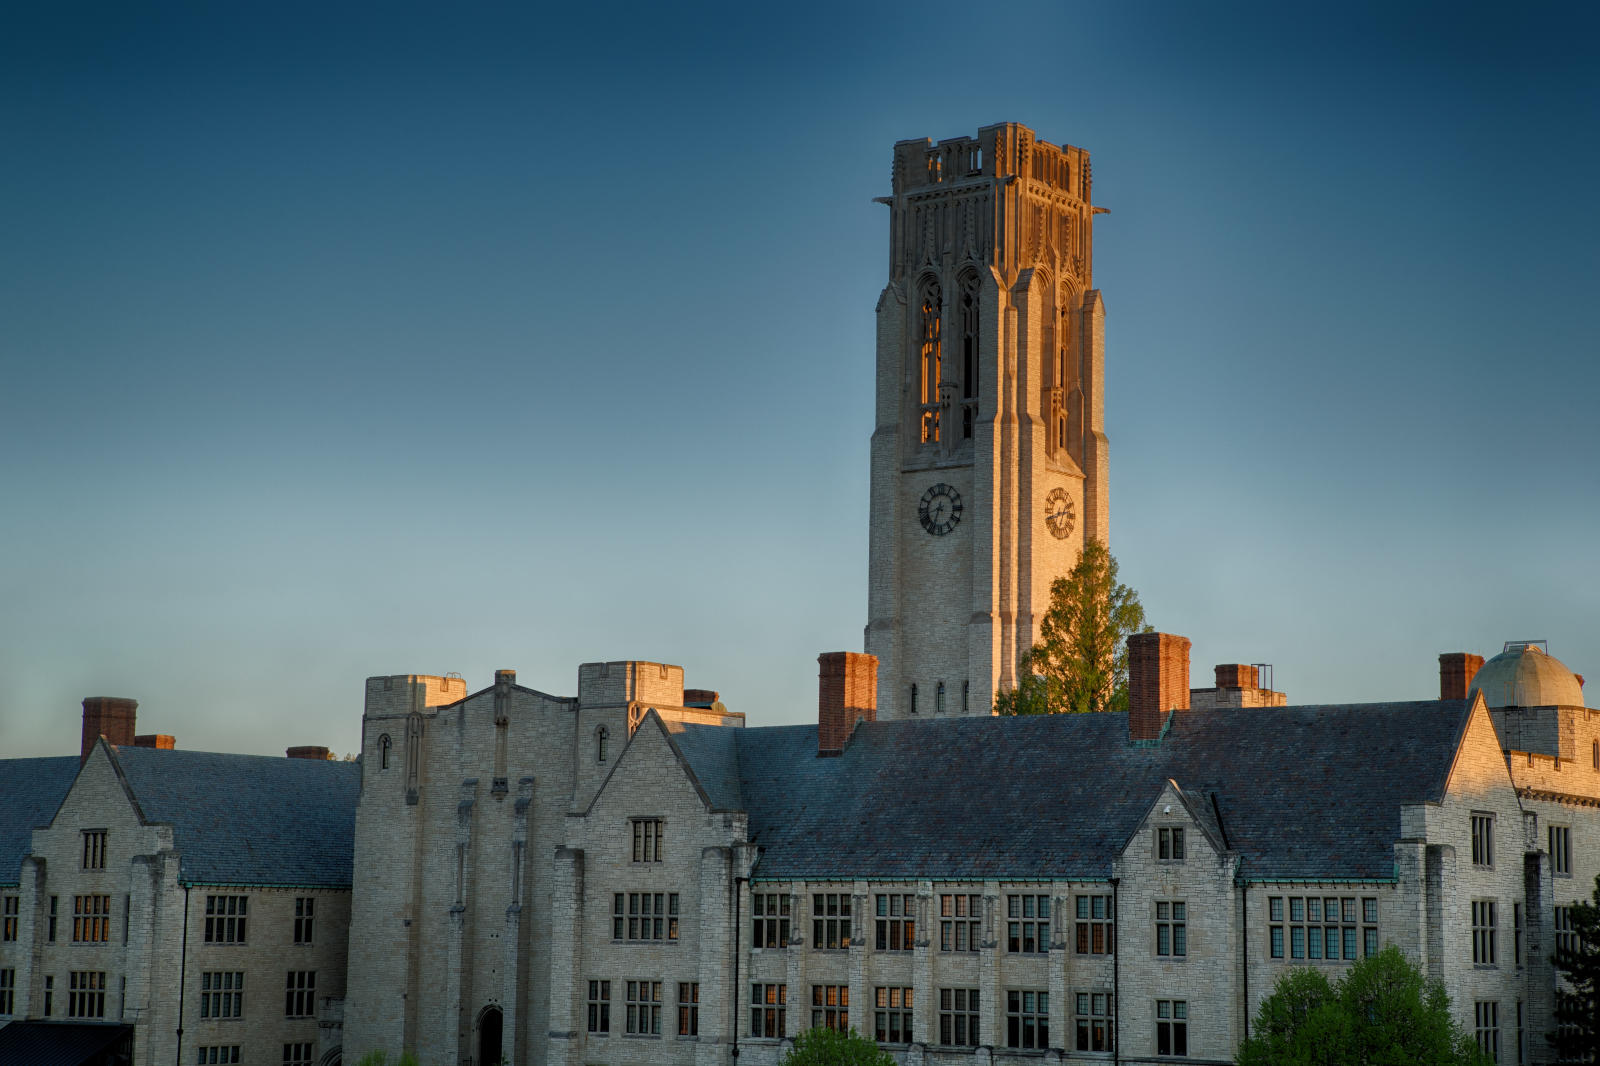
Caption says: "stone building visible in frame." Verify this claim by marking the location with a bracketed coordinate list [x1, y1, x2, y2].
[337, 637, 1599, 1066]
[0, 700, 356, 1066]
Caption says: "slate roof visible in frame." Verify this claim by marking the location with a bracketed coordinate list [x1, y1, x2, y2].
[674, 701, 1472, 882]
[0, 756, 78, 884]
[662, 719, 743, 810]
[114, 747, 361, 886]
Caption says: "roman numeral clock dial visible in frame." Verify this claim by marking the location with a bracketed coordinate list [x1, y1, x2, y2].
[1045, 487, 1076, 539]
[917, 483, 962, 536]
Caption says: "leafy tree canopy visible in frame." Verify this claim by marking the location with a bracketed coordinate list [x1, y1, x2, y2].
[1238, 947, 1490, 1066]
[780, 1026, 897, 1066]
[994, 537, 1150, 715]
[1551, 874, 1600, 1065]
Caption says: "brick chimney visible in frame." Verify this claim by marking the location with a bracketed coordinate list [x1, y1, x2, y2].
[287, 746, 331, 760]
[81, 697, 138, 764]
[133, 734, 175, 750]
[818, 652, 877, 756]
[1128, 633, 1190, 741]
[1214, 664, 1257, 690]
[1439, 652, 1485, 701]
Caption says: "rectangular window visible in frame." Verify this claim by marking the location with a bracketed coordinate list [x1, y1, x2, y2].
[123, 895, 130, 945]
[752, 893, 790, 949]
[812, 892, 852, 949]
[1156, 999, 1189, 1057]
[587, 980, 611, 1034]
[1269, 895, 1373, 961]
[1076, 893, 1115, 955]
[875, 893, 916, 951]
[874, 986, 912, 1044]
[1555, 906, 1578, 958]
[196, 1048, 241, 1065]
[938, 988, 978, 1047]
[201, 971, 244, 1019]
[1473, 900, 1498, 966]
[82, 831, 107, 870]
[0, 968, 13, 1016]
[1514, 903, 1524, 968]
[1515, 999, 1524, 1066]
[751, 983, 786, 1038]
[1006, 893, 1050, 953]
[204, 896, 248, 944]
[294, 897, 315, 944]
[812, 985, 849, 1032]
[2, 896, 16, 941]
[1006, 989, 1049, 1049]
[73, 895, 111, 943]
[284, 970, 315, 1018]
[1157, 827, 1186, 861]
[284, 1043, 315, 1066]
[612, 892, 680, 942]
[940, 893, 981, 952]
[48, 895, 57, 942]
[632, 819, 663, 863]
[44, 975, 53, 1016]
[1156, 901, 1186, 957]
[1550, 826, 1572, 877]
[1472, 814, 1495, 867]
[68, 971, 106, 1018]
[1476, 1000, 1500, 1062]
[626, 979, 662, 1036]
[1075, 991, 1115, 1053]
[678, 982, 699, 1037]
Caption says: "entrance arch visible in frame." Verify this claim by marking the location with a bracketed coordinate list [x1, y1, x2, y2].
[477, 1004, 504, 1066]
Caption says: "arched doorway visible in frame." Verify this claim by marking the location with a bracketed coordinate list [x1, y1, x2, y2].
[477, 1005, 503, 1066]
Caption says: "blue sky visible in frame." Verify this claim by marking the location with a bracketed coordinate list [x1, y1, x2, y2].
[3, 1, 1597, 757]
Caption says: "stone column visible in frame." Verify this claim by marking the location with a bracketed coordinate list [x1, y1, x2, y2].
[546, 847, 583, 1066]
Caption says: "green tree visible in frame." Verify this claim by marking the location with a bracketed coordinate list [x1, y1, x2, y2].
[1237, 947, 1490, 1066]
[780, 1026, 896, 1066]
[994, 538, 1150, 715]
[1551, 874, 1600, 1064]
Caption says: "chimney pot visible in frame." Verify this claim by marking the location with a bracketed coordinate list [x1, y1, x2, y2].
[81, 697, 138, 765]
[818, 652, 877, 756]
[1129, 633, 1190, 741]
[1439, 652, 1485, 701]
[1214, 664, 1257, 690]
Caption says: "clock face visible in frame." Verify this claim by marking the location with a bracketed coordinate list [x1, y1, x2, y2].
[918, 483, 963, 536]
[1044, 487, 1076, 539]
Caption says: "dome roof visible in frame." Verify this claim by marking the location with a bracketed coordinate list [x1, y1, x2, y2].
[1467, 643, 1586, 709]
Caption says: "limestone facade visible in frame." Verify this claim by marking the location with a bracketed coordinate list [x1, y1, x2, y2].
[0, 733, 356, 1066]
[338, 637, 1594, 1066]
[866, 123, 1109, 721]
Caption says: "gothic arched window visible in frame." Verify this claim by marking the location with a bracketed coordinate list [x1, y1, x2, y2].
[909, 683, 919, 715]
[936, 681, 946, 714]
[959, 275, 979, 439]
[918, 282, 942, 443]
[378, 734, 391, 770]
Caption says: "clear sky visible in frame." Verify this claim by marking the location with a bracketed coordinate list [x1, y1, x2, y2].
[3, 1, 1597, 759]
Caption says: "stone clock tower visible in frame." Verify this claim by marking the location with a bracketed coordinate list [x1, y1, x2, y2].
[865, 123, 1109, 720]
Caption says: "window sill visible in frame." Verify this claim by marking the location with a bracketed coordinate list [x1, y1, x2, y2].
[622, 1034, 662, 1040]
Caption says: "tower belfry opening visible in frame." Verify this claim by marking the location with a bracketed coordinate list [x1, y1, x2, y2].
[865, 122, 1109, 719]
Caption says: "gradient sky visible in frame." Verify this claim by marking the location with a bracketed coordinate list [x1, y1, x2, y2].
[3, 1, 1597, 759]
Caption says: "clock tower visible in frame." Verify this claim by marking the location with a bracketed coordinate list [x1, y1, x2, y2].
[865, 123, 1109, 720]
